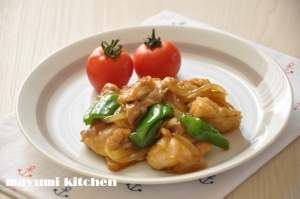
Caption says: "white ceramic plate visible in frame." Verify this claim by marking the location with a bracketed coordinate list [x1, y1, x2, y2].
[16, 26, 293, 184]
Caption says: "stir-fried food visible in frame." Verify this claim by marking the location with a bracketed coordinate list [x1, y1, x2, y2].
[80, 76, 242, 173]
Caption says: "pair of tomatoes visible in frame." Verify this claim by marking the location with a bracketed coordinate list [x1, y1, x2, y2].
[86, 29, 181, 93]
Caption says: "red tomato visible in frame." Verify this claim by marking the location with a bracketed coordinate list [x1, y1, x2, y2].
[133, 29, 181, 79]
[86, 39, 134, 93]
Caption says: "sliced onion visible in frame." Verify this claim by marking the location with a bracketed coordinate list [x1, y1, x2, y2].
[170, 159, 207, 174]
[213, 99, 235, 110]
[105, 141, 149, 162]
[164, 117, 179, 129]
[186, 84, 227, 99]
[173, 134, 200, 157]
[164, 78, 190, 97]
[172, 92, 189, 112]
[199, 83, 226, 93]
[165, 77, 227, 100]
[195, 91, 226, 102]
[160, 128, 172, 136]
[101, 112, 127, 123]
[113, 118, 132, 129]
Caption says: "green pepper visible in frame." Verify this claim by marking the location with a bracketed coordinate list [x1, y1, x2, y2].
[83, 94, 120, 125]
[180, 115, 229, 150]
[129, 104, 174, 149]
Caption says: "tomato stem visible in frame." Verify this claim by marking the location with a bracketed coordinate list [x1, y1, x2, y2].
[144, 29, 162, 48]
[101, 39, 122, 58]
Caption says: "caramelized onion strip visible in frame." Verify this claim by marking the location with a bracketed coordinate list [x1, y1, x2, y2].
[164, 78, 227, 100]
[105, 139, 149, 162]
[101, 104, 127, 123]
[173, 134, 200, 157]
[101, 112, 127, 123]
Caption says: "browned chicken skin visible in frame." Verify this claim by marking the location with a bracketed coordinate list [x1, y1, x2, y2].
[147, 128, 211, 173]
[118, 76, 167, 128]
[189, 97, 242, 133]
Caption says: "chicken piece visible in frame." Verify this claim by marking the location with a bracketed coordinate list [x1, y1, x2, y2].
[118, 76, 167, 128]
[125, 101, 148, 128]
[105, 128, 133, 153]
[194, 142, 212, 156]
[97, 83, 120, 100]
[147, 132, 208, 174]
[80, 120, 117, 156]
[118, 76, 166, 105]
[189, 97, 242, 133]
[169, 123, 213, 156]
[118, 76, 158, 103]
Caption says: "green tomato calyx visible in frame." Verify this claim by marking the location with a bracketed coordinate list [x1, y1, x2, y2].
[101, 39, 122, 58]
[144, 29, 162, 48]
